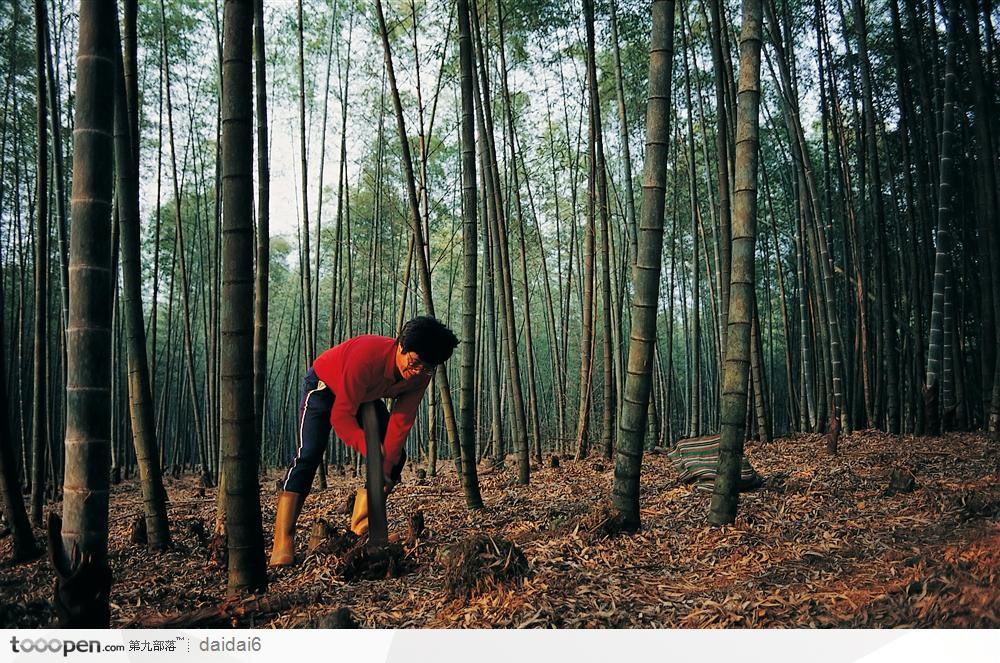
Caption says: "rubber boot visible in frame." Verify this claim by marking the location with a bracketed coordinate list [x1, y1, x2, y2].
[350, 488, 368, 536]
[350, 488, 404, 541]
[268, 491, 305, 566]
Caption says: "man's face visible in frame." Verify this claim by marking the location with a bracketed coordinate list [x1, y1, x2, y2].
[395, 347, 437, 380]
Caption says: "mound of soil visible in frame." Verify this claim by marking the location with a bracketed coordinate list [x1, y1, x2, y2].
[442, 535, 529, 598]
[337, 540, 410, 582]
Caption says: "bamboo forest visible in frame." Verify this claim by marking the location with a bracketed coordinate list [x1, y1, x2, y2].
[0, 0, 998, 630]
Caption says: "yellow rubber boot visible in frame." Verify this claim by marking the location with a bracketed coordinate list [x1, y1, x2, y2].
[269, 491, 305, 566]
[350, 488, 369, 536]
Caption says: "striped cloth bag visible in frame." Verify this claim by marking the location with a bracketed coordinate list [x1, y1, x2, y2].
[667, 435, 763, 493]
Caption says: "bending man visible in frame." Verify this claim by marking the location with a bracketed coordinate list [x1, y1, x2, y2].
[269, 315, 458, 566]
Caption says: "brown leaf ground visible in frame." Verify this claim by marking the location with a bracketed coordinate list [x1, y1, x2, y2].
[2, 431, 998, 628]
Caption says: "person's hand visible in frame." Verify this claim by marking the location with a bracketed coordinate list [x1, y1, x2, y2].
[383, 474, 397, 495]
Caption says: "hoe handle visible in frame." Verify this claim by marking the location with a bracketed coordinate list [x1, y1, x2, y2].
[361, 402, 389, 548]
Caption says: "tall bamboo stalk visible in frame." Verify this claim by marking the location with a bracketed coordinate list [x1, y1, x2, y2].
[374, 0, 476, 499]
[55, 0, 117, 626]
[613, 0, 676, 530]
[296, 0, 314, 364]
[252, 0, 269, 454]
[29, 0, 49, 528]
[708, 0, 764, 526]
[112, 7, 171, 549]
[160, 0, 208, 479]
[457, 0, 483, 507]
[925, 0, 959, 434]
[220, 0, 267, 595]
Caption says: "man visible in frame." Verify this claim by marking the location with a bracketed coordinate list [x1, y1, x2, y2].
[269, 315, 459, 567]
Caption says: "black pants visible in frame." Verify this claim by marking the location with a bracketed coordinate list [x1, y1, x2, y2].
[281, 368, 404, 494]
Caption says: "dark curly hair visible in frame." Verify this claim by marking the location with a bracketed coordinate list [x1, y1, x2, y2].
[398, 316, 459, 366]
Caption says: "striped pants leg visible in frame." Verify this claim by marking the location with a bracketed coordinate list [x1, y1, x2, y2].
[281, 368, 333, 495]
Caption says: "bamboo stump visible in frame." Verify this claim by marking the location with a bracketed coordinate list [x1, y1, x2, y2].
[129, 514, 148, 545]
[886, 467, 917, 495]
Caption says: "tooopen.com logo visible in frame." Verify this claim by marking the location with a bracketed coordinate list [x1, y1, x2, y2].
[10, 636, 125, 657]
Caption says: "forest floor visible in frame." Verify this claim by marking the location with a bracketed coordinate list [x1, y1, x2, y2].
[2, 430, 999, 628]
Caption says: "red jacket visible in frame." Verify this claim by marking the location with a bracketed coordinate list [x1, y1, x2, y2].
[312, 335, 430, 476]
